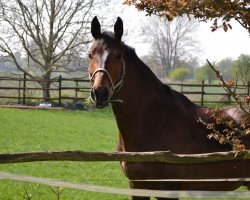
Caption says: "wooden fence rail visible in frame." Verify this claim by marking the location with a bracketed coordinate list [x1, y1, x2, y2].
[0, 150, 250, 164]
[0, 73, 250, 106]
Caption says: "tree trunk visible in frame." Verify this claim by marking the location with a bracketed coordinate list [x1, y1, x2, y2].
[41, 75, 51, 102]
[41, 81, 51, 102]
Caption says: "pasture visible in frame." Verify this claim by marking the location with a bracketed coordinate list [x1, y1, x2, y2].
[0, 107, 246, 199]
[0, 107, 128, 199]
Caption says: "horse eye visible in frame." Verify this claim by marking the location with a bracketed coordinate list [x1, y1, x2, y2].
[88, 53, 92, 59]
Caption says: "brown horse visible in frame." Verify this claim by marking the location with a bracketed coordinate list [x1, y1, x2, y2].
[88, 16, 250, 200]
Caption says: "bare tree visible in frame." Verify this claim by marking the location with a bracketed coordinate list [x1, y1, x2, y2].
[143, 16, 200, 75]
[0, 0, 94, 100]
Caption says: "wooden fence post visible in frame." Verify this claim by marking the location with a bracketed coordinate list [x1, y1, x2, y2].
[248, 81, 250, 105]
[201, 80, 205, 106]
[18, 74, 21, 104]
[75, 80, 78, 99]
[58, 75, 62, 106]
[22, 73, 26, 105]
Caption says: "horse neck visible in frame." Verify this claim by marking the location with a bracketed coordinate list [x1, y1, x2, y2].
[111, 48, 172, 151]
[111, 48, 164, 116]
[110, 50, 233, 153]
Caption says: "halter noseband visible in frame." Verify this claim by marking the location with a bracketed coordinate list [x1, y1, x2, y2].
[89, 60, 125, 103]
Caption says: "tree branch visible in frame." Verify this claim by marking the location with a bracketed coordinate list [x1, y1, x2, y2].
[207, 59, 250, 116]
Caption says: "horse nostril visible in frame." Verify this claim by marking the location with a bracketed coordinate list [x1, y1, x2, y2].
[97, 87, 110, 103]
[91, 86, 110, 106]
[102, 87, 109, 101]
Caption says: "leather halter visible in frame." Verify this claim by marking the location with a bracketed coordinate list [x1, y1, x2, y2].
[89, 60, 125, 103]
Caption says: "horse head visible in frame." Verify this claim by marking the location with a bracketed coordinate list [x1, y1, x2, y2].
[89, 16, 125, 108]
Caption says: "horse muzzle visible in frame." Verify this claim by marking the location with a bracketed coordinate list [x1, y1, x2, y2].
[90, 86, 111, 108]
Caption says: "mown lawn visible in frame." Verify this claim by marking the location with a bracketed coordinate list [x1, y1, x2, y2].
[0, 107, 247, 200]
[0, 107, 129, 200]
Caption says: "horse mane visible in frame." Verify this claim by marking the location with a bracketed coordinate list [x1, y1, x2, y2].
[123, 44, 173, 93]
[121, 38, 200, 111]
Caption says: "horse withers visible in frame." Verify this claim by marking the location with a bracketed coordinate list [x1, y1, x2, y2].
[88, 16, 250, 200]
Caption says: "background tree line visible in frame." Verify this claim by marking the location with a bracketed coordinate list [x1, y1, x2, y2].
[139, 15, 250, 85]
[136, 12, 250, 85]
[149, 54, 250, 85]
[195, 55, 250, 84]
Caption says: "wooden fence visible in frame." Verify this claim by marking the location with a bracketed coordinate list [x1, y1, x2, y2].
[169, 80, 250, 106]
[0, 73, 90, 106]
[0, 150, 250, 199]
[0, 74, 250, 106]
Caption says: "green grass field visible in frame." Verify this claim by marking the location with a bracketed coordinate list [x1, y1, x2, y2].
[0, 107, 247, 200]
[0, 107, 129, 200]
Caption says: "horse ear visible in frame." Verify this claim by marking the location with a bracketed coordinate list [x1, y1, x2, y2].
[91, 16, 101, 39]
[114, 17, 123, 40]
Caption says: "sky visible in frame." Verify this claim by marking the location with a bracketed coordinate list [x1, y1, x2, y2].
[107, 2, 250, 65]
[197, 22, 250, 63]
